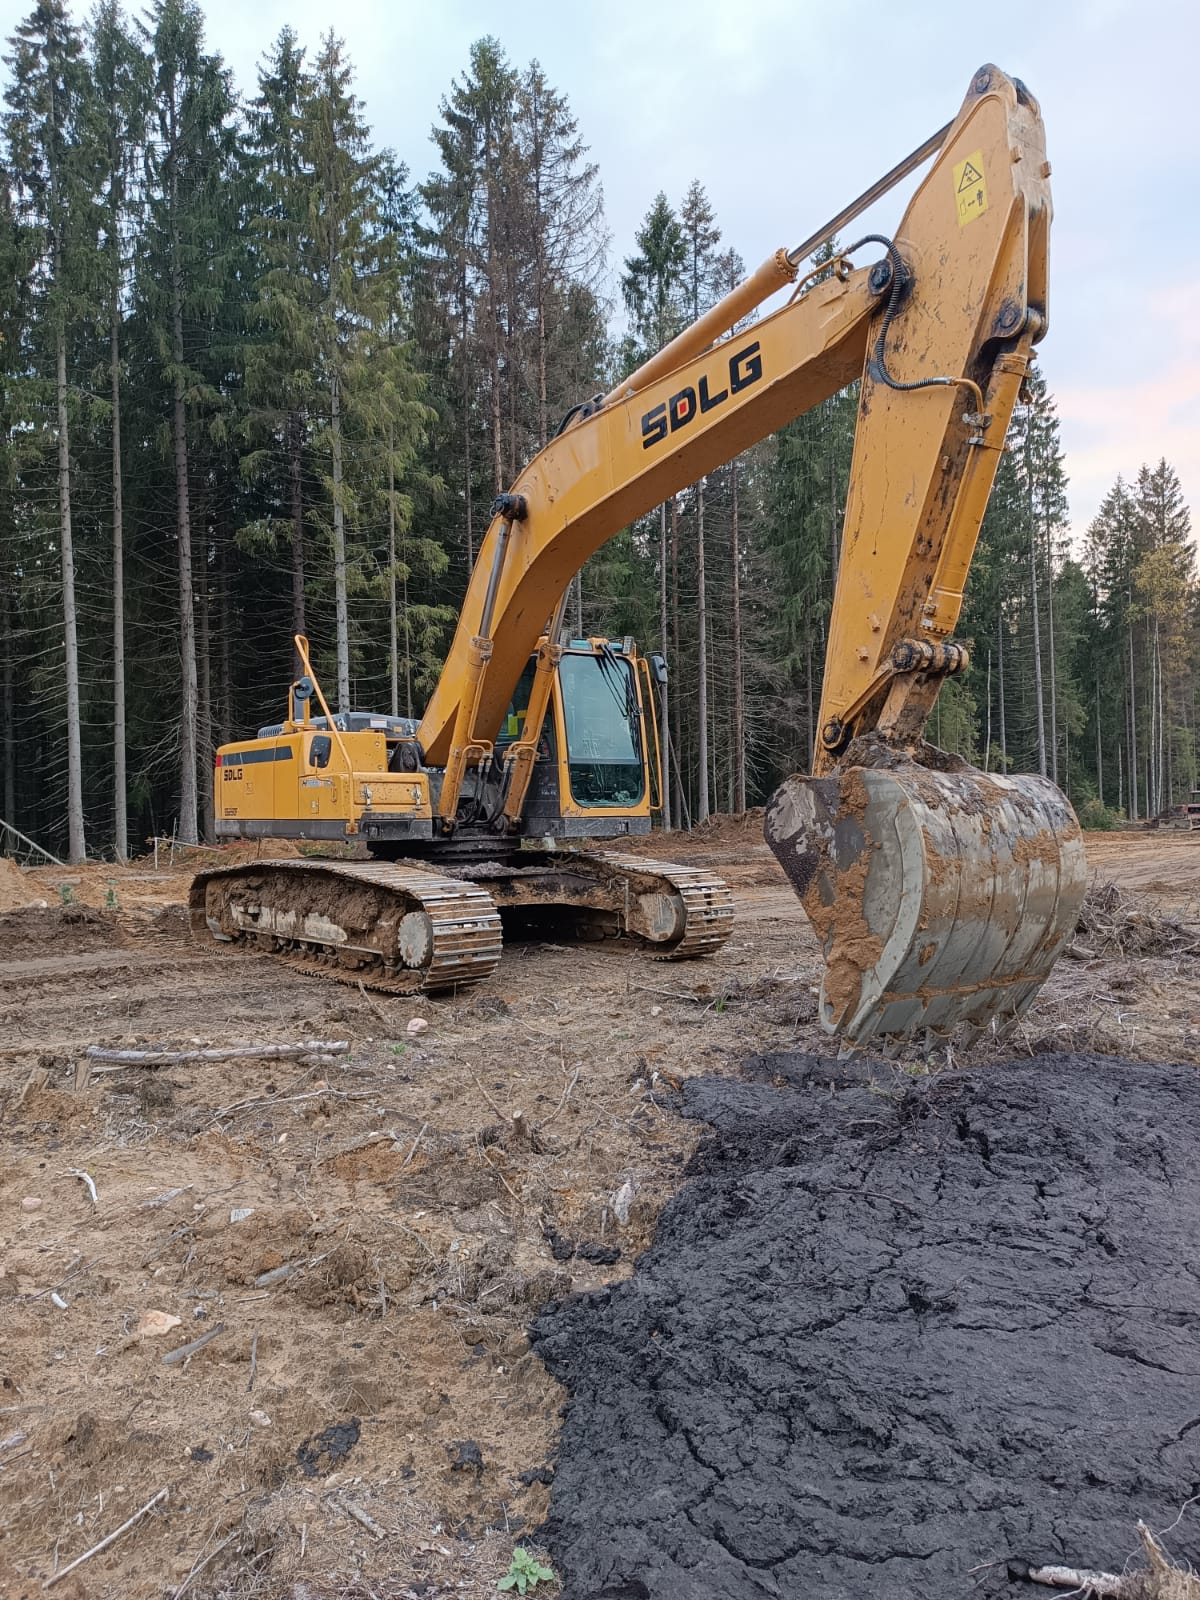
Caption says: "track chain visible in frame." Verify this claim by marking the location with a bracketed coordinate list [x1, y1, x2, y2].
[190, 859, 502, 997]
[571, 852, 736, 960]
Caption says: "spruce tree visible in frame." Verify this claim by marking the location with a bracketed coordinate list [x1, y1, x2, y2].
[89, 0, 149, 860]
[138, 0, 237, 843]
[299, 31, 429, 711]
[4, 0, 99, 862]
[622, 191, 685, 822]
[241, 26, 314, 675]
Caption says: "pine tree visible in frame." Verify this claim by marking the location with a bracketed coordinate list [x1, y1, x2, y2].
[241, 26, 314, 677]
[516, 60, 605, 448]
[1132, 459, 1195, 811]
[138, 0, 238, 843]
[4, 0, 99, 862]
[678, 180, 721, 820]
[622, 191, 685, 823]
[89, 0, 149, 860]
[299, 31, 431, 711]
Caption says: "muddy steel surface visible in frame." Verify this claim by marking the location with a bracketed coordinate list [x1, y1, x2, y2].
[533, 1053, 1200, 1600]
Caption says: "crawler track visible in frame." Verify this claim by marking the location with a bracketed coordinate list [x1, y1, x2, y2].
[458, 849, 735, 960]
[189, 860, 502, 996]
[585, 852, 736, 959]
[190, 849, 734, 993]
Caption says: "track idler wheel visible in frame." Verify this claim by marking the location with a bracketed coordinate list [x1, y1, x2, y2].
[765, 757, 1086, 1046]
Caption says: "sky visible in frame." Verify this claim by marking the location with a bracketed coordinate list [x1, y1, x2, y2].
[2, 0, 1196, 547]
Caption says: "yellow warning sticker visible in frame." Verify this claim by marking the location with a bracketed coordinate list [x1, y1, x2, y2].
[953, 149, 988, 227]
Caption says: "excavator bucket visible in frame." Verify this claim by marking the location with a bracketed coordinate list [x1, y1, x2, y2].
[765, 761, 1087, 1047]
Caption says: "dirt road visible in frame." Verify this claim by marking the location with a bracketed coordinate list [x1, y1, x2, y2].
[0, 828, 1196, 1597]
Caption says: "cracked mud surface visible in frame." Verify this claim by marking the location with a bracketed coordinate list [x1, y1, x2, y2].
[533, 1052, 1200, 1599]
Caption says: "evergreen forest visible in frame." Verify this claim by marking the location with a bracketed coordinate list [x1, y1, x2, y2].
[1, 3, 1196, 862]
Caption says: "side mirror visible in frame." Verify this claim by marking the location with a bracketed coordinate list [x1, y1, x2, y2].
[648, 653, 668, 686]
[292, 675, 314, 721]
[309, 734, 332, 770]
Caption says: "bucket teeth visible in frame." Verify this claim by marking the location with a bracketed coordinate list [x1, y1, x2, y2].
[765, 759, 1087, 1046]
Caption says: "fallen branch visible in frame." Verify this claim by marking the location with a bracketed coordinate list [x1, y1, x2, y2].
[401, 1122, 428, 1167]
[357, 980, 395, 1032]
[64, 1168, 98, 1207]
[1015, 1559, 1126, 1595]
[339, 1498, 386, 1540]
[539, 1067, 581, 1131]
[86, 1041, 349, 1067]
[1014, 1520, 1200, 1598]
[162, 1322, 226, 1367]
[171, 1530, 238, 1600]
[42, 1487, 168, 1589]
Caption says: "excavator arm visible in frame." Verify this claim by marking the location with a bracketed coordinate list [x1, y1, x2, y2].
[418, 64, 1085, 1046]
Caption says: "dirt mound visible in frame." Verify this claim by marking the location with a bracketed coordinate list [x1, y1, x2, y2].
[0, 902, 124, 954]
[0, 855, 47, 912]
[533, 1053, 1200, 1600]
[158, 837, 305, 868]
[687, 808, 766, 843]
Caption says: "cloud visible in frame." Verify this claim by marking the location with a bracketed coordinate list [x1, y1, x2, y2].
[1057, 279, 1199, 542]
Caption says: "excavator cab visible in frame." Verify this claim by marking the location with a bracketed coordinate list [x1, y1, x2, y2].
[495, 638, 659, 836]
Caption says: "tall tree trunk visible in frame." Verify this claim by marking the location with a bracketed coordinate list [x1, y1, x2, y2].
[670, 497, 683, 825]
[197, 525, 214, 844]
[1046, 528, 1058, 785]
[1027, 448, 1047, 779]
[111, 288, 127, 861]
[2, 579, 15, 827]
[169, 112, 198, 845]
[658, 501, 671, 831]
[330, 365, 350, 710]
[1095, 677, 1103, 805]
[804, 641, 814, 771]
[388, 426, 398, 717]
[997, 609, 1007, 766]
[56, 327, 85, 862]
[486, 172, 503, 495]
[460, 268, 474, 570]
[289, 409, 305, 676]
[1127, 619, 1138, 820]
[730, 458, 745, 812]
[218, 534, 232, 744]
[696, 482, 709, 822]
[983, 650, 992, 771]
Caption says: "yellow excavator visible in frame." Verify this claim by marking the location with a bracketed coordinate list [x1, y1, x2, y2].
[191, 63, 1086, 1046]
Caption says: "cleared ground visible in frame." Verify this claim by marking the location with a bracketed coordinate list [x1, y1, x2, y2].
[0, 828, 1197, 1597]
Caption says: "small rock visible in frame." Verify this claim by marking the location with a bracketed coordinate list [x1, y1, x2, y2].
[249, 1409, 272, 1428]
[650, 1005, 663, 1018]
[50, 1292, 68, 1310]
[135, 1309, 181, 1338]
[20, 1196, 42, 1213]
[611, 1179, 636, 1226]
[406, 1017, 429, 1036]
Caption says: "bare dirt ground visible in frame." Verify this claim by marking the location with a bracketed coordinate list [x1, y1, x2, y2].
[0, 827, 1197, 1599]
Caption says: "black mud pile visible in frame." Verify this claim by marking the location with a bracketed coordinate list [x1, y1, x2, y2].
[532, 1054, 1200, 1600]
